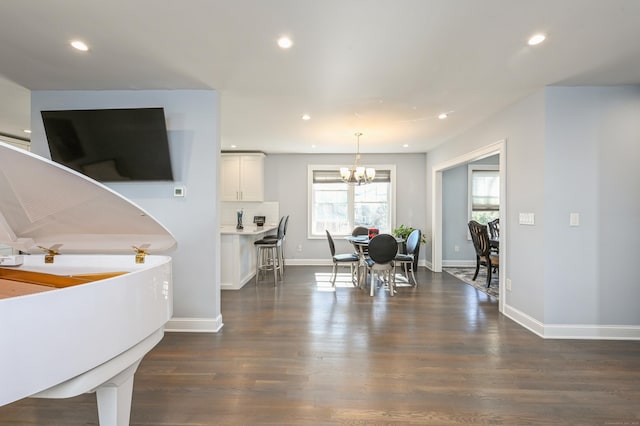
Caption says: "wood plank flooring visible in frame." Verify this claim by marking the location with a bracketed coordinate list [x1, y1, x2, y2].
[1, 266, 639, 425]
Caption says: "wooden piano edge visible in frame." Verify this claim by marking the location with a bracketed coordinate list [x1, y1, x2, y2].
[0, 267, 128, 299]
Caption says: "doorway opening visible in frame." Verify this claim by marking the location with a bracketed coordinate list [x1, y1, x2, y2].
[431, 140, 506, 312]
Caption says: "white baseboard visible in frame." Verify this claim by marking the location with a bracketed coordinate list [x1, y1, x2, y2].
[165, 316, 223, 333]
[542, 324, 640, 340]
[221, 272, 255, 290]
[424, 260, 470, 271]
[503, 304, 545, 337]
[442, 260, 476, 267]
[504, 304, 640, 340]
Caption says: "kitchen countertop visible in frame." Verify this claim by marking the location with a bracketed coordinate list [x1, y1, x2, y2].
[219, 224, 278, 235]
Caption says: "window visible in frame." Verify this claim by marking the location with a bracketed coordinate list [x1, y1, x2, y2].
[308, 165, 395, 237]
[468, 164, 499, 225]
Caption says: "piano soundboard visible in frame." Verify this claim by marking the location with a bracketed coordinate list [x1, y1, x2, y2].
[0, 267, 127, 299]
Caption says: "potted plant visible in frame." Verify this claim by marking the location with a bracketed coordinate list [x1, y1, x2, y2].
[392, 225, 426, 244]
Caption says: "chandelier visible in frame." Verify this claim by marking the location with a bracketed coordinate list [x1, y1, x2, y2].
[340, 132, 376, 185]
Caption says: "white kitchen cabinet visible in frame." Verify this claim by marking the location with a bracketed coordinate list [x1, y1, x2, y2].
[220, 153, 265, 201]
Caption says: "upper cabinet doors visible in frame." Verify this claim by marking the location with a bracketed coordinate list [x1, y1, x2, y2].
[220, 153, 264, 202]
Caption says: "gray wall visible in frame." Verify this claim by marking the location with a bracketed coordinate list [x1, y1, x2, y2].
[30, 90, 222, 332]
[27, 86, 639, 336]
[442, 155, 499, 265]
[426, 85, 640, 333]
[264, 153, 427, 263]
[544, 86, 640, 325]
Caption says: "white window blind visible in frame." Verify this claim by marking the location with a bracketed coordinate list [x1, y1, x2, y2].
[468, 165, 499, 225]
[471, 170, 500, 211]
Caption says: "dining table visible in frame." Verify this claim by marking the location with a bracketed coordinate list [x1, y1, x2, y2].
[345, 234, 405, 290]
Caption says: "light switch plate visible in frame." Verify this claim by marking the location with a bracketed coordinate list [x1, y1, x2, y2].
[570, 212, 580, 226]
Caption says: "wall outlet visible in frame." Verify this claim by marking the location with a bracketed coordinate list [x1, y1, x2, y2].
[506, 278, 512, 291]
[296, 244, 303, 252]
[454, 245, 459, 252]
[519, 212, 535, 225]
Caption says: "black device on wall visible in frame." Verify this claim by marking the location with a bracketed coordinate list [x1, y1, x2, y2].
[40, 107, 174, 182]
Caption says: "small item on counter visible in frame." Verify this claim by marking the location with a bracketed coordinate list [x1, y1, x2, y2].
[236, 209, 244, 230]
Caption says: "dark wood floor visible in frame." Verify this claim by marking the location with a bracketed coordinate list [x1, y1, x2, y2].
[2, 266, 640, 425]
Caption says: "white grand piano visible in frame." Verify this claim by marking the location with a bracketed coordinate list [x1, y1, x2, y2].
[0, 142, 176, 425]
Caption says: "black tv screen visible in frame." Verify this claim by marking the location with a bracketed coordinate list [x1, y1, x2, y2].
[41, 107, 174, 182]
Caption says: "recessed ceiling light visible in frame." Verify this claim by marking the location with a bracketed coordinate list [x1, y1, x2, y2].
[230, 144, 237, 148]
[277, 36, 293, 49]
[528, 33, 546, 46]
[70, 40, 89, 51]
[23, 129, 31, 134]
[301, 114, 311, 121]
[311, 144, 317, 148]
[402, 144, 409, 148]
[438, 113, 448, 120]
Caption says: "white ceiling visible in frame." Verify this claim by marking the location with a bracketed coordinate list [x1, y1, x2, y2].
[1, 0, 640, 154]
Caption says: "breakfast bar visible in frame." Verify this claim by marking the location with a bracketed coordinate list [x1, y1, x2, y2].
[220, 224, 278, 290]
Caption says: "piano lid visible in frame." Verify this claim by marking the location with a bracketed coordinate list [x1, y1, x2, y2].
[0, 142, 177, 254]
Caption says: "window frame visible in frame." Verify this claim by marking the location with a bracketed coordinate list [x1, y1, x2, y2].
[307, 164, 396, 239]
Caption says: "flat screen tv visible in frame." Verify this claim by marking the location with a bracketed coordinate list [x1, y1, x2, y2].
[41, 107, 174, 182]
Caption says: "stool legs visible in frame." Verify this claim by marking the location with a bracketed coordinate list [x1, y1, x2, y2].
[255, 244, 282, 286]
[271, 246, 279, 283]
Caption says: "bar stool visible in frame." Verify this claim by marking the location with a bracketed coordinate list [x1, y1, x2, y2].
[254, 239, 282, 285]
[254, 219, 285, 285]
[262, 215, 288, 272]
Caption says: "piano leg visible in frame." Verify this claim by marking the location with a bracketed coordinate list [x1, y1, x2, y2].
[96, 361, 140, 426]
[31, 329, 164, 426]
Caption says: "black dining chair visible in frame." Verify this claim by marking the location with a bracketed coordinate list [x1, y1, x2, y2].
[352, 226, 368, 236]
[365, 234, 398, 296]
[325, 230, 360, 288]
[394, 228, 421, 286]
[468, 220, 499, 287]
[487, 218, 499, 255]
[351, 226, 369, 256]
[487, 218, 499, 240]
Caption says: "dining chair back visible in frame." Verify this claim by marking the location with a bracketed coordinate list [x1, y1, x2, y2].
[488, 218, 500, 240]
[351, 226, 369, 236]
[487, 218, 499, 256]
[368, 234, 398, 264]
[365, 234, 398, 296]
[468, 220, 499, 288]
[351, 226, 369, 255]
